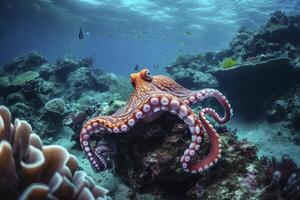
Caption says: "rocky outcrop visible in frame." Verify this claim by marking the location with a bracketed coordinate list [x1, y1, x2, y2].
[108, 112, 299, 199]
[66, 67, 108, 100]
[2, 51, 47, 75]
[111, 113, 260, 199]
[210, 57, 294, 120]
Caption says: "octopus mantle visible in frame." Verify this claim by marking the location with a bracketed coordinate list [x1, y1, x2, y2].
[80, 69, 232, 174]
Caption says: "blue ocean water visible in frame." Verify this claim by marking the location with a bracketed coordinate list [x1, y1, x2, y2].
[1, 1, 300, 200]
[0, 0, 299, 75]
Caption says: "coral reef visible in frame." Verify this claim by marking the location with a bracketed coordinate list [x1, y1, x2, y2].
[1, 51, 47, 75]
[0, 52, 119, 139]
[0, 105, 110, 200]
[0, 10, 300, 200]
[45, 98, 66, 116]
[260, 156, 300, 200]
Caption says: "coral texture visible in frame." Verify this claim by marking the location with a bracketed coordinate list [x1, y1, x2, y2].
[45, 98, 66, 115]
[0, 105, 110, 200]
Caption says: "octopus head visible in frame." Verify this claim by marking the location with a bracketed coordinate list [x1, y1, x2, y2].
[130, 68, 186, 97]
[130, 68, 152, 88]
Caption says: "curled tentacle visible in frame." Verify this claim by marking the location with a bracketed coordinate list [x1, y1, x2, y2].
[80, 118, 123, 173]
[184, 108, 222, 173]
[183, 89, 233, 124]
[92, 143, 115, 172]
[151, 76, 233, 123]
[180, 89, 233, 173]
[79, 128, 105, 172]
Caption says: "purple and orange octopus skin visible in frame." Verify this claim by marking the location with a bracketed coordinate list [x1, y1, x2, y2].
[80, 69, 233, 173]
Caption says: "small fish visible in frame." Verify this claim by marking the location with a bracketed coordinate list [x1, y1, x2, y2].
[153, 65, 160, 70]
[79, 27, 89, 40]
[134, 64, 139, 71]
[186, 31, 192, 35]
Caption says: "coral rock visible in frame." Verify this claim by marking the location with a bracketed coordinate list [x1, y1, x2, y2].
[211, 57, 294, 120]
[112, 113, 259, 199]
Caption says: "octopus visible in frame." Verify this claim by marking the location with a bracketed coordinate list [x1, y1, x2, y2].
[80, 69, 233, 174]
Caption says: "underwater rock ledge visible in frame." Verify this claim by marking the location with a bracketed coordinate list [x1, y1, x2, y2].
[110, 113, 300, 200]
[210, 57, 295, 120]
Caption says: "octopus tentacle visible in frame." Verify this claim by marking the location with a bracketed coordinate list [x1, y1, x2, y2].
[142, 93, 206, 174]
[179, 89, 233, 173]
[181, 108, 222, 173]
[183, 89, 233, 124]
[80, 124, 105, 172]
[80, 92, 204, 172]
[92, 143, 113, 171]
[80, 112, 141, 172]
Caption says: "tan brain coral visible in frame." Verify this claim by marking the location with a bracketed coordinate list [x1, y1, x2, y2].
[0, 105, 110, 200]
[45, 98, 66, 115]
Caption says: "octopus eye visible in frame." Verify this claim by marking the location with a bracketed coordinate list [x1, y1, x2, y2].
[143, 70, 152, 81]
[146, 71, 151, 77]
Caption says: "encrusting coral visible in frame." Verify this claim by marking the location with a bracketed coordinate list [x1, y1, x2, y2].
[0, 105, 110, 200]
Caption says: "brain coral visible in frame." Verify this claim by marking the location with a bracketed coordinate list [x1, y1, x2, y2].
[0, 105, 110, 200]
[45, 98, 66, 115]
